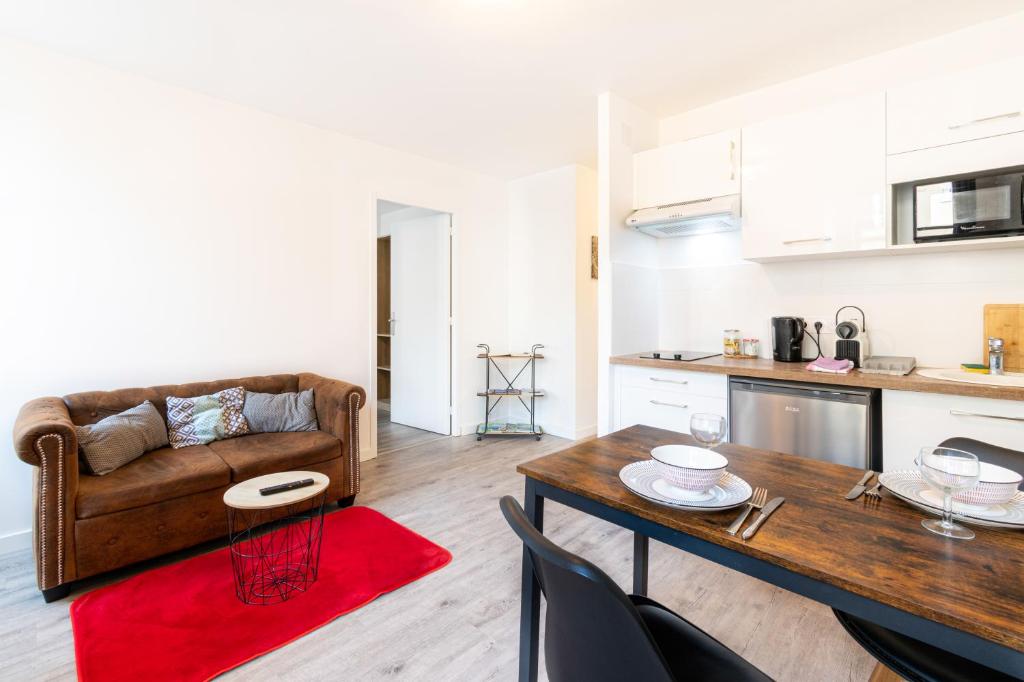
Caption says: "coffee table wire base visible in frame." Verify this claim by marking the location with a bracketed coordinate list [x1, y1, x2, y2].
[227, 493, 326, 605]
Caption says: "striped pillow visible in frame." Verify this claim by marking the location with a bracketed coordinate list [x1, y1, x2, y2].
[75, 401, 169, 475]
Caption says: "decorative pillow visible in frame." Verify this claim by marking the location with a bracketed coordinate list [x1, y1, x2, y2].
[75, 401, 169, 475]
[166, 387, 250, 449]
[243, 389, 319, 434]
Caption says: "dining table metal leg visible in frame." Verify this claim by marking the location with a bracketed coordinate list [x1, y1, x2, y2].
[633, 533, 649, 596]
[519, 477, 544, 682]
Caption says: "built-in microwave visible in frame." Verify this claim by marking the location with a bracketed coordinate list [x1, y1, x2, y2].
[900, 167, 1024, 243]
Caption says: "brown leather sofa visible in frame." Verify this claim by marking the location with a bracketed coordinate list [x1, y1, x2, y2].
[13, 373, 365, 602]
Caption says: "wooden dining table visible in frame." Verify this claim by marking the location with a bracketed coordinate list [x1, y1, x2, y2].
[514, 425, 1024, 681]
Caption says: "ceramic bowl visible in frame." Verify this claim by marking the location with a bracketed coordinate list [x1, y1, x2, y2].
[650, 444, 728, 492]
[954, 462, 1022, 507]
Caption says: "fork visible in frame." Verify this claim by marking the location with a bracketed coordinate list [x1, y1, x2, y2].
[863, 482, 883, 506]
[726, 487, 768, 536]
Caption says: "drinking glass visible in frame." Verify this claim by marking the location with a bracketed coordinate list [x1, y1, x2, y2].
[690, 413, 727, 450]
[916, 446, 981, 540]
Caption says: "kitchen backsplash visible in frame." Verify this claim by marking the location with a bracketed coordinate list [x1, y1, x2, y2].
[656, 232, 1024, 367]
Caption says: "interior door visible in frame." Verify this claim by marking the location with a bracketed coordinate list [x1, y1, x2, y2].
[390, 212, 451, 435]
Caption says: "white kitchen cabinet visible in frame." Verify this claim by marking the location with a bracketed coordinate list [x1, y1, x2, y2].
[633, 130, 740, 209]
[740, 92, 887, 261]
[882, 390, 1024, 472]
[887, 56, 1024, 156]
[613, 365, 728, 435]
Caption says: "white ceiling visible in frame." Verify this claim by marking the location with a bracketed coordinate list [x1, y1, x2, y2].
[2, 1, 1022, 179]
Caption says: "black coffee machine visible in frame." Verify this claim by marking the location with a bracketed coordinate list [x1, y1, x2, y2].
[771, 316, 806, 362]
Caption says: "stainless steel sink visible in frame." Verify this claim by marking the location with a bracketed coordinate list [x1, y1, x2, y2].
[916, 368, 1024, 388]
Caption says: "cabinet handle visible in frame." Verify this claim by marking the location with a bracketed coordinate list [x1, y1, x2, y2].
[782, 236, 832, 245]
[729, 141, 736, 181]
[949, 409, 1024, 423]
[650, 400, 688, 409]
[650, 377, 688, 385]
[947, 111, 1021, 130]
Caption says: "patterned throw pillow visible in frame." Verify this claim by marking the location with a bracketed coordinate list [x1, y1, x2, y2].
[166, 387, 250, 449]
[76, 401, 170, 475]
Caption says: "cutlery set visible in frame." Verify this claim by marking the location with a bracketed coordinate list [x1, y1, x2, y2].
[725, 487, 785, 540]
[846, 470, 884, 503]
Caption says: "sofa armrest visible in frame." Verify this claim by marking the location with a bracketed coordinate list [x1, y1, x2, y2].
[297, 374, 366, 498]
[12, 397, 79, 589]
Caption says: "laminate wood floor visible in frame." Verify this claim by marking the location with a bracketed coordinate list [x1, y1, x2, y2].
[0, 433, 876, 681]
[378, 400, 450, 455]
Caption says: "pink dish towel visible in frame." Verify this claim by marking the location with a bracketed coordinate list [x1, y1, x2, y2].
[806, 357, 854, 374]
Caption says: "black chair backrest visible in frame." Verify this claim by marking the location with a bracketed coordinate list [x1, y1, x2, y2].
[499, 496, 675, 682]
[939, 437, 1024, 477]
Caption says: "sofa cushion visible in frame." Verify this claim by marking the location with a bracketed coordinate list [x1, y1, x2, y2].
[77, 444, 231, 519]
[76, 401, 169, 475]
[208, 431, 341, 481]
[243, 389, 318, 434]
[166, 387, 250, 448]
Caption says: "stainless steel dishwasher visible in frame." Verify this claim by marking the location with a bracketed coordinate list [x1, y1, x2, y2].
[729, 377, 881, 470]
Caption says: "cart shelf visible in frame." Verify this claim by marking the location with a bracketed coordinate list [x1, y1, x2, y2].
[476, 343, 544, 441]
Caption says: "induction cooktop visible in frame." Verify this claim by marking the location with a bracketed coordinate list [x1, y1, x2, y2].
[638, 350, 721, 361]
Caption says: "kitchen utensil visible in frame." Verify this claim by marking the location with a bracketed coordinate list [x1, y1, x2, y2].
[771, 317, 805, 362]
[878, 470, 1024, 528]
[726, 486, 767, 535]
[863, 482, 883, 505]
[690, 413, 727, 450]
[916, 447, 981, 540]
[845, 471, 875, 500]
[983, 304, 1023, 371]
[650, 445, 727, 495]
[741, 496, 786, 540]
[619, 461, 752, 511]
[954, 461, 1022, 506]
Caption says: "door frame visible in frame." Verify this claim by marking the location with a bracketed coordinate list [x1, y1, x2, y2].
[368, 194, 457, 458]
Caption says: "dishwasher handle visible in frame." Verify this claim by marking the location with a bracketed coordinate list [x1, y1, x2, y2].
[730, 378, 872, 404]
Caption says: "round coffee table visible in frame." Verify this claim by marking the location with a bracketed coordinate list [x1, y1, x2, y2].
[223, 471, 329, 605]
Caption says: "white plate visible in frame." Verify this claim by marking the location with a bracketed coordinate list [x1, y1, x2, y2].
[619, 460, 752, 511]
[878, 470, 1024, 529]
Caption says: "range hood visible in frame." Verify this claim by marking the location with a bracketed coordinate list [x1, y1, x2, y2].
[627, 195, 741, 238]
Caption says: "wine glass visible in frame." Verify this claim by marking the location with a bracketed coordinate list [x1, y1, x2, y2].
[916, 446, 981, 540]
[690, 413, 727, 450]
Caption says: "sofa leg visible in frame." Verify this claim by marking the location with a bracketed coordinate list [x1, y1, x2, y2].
[42, 583, 72, 603]
[337, 495, 356, 508]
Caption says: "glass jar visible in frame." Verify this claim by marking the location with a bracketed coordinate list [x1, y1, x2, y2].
[742, 338, 760, 357]
[723, 329, 741, 356]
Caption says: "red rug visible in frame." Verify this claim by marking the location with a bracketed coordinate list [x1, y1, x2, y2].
[70, 506, 452, 681]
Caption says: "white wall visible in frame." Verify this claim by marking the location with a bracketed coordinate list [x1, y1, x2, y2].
[651, 11, 1024, 367]
[0, 38, 509, 552]
[507, 165, 597, 440]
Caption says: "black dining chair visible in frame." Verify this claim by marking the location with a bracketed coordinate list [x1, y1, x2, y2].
[833, 437, 1024, 682]
[500, 495, 771, 682]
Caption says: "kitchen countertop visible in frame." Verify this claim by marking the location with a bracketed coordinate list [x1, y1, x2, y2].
[610, 353, 1024, 402]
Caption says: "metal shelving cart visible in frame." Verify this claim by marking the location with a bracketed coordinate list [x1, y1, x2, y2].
[476, 343, 544, 441]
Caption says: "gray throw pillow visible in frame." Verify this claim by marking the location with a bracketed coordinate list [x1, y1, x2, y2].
[75, 401, 169, 476]
[243, 389, 318, 434]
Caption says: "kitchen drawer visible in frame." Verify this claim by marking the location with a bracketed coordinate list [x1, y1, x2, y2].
[616, 365, 727, 399]
[882, 390, 1024, 472]
[887, 56, 1024, 155]
[616, 385, 728, 435]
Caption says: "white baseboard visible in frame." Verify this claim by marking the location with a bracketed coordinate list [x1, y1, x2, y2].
[0, 529, 31, 556]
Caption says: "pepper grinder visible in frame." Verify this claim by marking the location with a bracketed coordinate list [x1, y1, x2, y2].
[989, 337, 1005, 376]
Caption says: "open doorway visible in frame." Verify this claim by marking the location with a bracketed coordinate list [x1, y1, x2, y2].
[376, 199, 453, 455]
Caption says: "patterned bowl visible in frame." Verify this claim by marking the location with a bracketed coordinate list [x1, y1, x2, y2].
[650, 445, 728, 492]
[954, 462, 1022, 507]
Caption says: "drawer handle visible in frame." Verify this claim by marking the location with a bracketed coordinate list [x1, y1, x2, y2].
[782, 236, 832, 245]
[650, 400, 688, 409]
[950, 409, 1024, 423]
[650, 377, 688, 385]
[947, 111, 1021, 130]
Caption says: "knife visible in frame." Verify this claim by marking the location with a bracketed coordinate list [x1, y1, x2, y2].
[844, 471, 875, 500]
[741, 497, 785, 540]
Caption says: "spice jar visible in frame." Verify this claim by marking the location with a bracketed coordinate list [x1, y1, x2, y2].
[742, 338, 760, 357]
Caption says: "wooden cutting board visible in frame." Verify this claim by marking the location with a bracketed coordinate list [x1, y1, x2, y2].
[983, 304, 1024, 371]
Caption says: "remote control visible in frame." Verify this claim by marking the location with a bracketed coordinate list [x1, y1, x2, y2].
[260, 478, 315, 496]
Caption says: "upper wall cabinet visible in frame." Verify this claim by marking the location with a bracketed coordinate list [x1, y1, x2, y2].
[633, 130, 740, 209]
[887, 56, 1024, 156]
[741, 92, 887, 262]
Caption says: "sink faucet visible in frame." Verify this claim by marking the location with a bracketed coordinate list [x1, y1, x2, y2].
[988, 337, 1005, 376]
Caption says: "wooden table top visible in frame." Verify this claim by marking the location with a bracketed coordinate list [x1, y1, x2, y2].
[223, 471, 329, 510]
[610, 353, 1024, 402]
[517, 425, 1024, 654]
